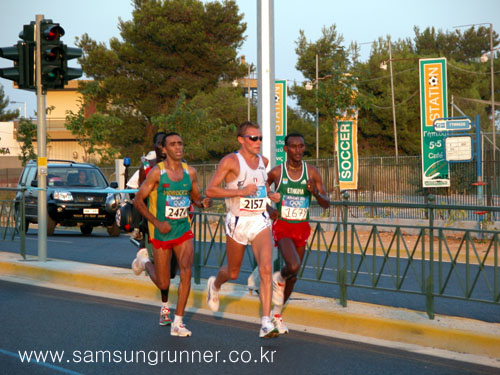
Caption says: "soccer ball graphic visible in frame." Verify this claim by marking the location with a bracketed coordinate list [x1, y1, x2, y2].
[428, 76, 439, 86]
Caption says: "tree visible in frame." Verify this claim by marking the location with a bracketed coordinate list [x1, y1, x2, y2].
[152, 85, 248, 161]
[291, 25, 361, 158]
[65, 103, 122, 164]
[75, 0, 246, 162]
[0, 84, 19, 122]
[16, 118, 37, 166]
[351, 27, 499, 156]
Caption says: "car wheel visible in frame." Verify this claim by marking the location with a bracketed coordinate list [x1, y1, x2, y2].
[47, 215, 56, 236]
[80, 223, 93, 236]
[107, 221, 121, 237]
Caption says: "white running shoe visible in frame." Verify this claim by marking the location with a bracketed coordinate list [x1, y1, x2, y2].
[171, 322, 192, 337]
[272, 271, 285, 306]
[131, 248, 149, 275]
[206, 276, 219, 312]
[259, 319, 279, 338]
[272, 314, 289, 334]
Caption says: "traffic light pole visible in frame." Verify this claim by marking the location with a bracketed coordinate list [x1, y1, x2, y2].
[35, 14, 47, 262]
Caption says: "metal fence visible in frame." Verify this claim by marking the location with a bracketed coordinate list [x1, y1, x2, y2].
[191, 196, 500, 319]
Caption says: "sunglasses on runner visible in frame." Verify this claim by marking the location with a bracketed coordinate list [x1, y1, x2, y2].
[241, 135, 263, 142]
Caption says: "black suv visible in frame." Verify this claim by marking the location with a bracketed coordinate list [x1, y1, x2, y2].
[15, 160, 121, 236]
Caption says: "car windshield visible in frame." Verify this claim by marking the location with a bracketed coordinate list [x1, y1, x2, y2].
[47, 167, 108, 188]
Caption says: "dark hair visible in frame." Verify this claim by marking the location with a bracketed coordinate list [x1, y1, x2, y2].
[237, 121, 260, 137]
[153, 131, 167, 145]
[162, 132, 181, 147]
[285, 132, 305, 146]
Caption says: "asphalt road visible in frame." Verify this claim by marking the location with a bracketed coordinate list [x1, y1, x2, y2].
[1, 280, 497, 375]
[1, 227, 499, 323]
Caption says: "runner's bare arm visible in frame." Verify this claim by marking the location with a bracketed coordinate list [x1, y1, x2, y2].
[206, 154, 256, 198]
[133, 166, 171, 234]
[307, 165, 330, 209]
[266, 165, 281, 203]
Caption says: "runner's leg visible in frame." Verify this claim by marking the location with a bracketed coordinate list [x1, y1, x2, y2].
[282, 245, 306, 304]
[213, 235, 246, 289]
[251, 227, 273, 317]
[172, 239, 194, 316]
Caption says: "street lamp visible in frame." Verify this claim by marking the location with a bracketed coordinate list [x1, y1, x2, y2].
[10, 101, 27, 118]
[453, 23, 496, 176]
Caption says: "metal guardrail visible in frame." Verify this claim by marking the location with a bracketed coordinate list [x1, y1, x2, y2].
[191, 195, 499, 319]
[0, 187, 26, 258]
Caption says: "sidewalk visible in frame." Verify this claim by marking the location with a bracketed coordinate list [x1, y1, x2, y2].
[1, 250, 499, 368]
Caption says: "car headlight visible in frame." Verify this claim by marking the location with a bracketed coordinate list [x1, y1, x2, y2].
[54, 190, 73, 201]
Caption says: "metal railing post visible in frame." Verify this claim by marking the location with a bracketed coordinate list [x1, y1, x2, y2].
[339, 192, 349, 307]
[193, 213, 201, 284]
[20, 186, 26, 259]
[426, 194, 435, 319]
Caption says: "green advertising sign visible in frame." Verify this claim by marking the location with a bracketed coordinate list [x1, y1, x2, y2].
[419, 58, 450, 187]
[336, 119, 358, 190]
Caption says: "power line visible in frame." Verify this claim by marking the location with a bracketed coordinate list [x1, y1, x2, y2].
[448, 62, 500, 75]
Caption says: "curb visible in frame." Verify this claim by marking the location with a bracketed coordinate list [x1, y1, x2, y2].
[1, 251, 499, 363]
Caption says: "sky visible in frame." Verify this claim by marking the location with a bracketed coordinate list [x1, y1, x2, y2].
[1, 0, 499, 118]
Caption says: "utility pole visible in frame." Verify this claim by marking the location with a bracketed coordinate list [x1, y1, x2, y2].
[316, 54, 319, 160]
[35, 14, 47, 261]
[257, 0, 276, 168]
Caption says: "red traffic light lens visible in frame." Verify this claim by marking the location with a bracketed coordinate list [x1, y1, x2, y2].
[44, 25, 64, 41]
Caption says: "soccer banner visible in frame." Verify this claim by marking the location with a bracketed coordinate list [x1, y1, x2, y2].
[335, 115, 358, 190]
[275, 80, 287, 164]
[419, 58, 450, 187]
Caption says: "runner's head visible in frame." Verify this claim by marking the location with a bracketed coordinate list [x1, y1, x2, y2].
[153, 132, 167, 160]
[162, 132, 183, 161]
[284, 133, 305, 162]
[237, 121, 262, 154]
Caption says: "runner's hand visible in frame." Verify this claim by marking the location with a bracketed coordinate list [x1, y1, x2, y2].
[268, 206, 279, 221]
[156, 220, 171, 234]
[242, 183, 258, 196]
[201, 197, 212, 208]
[267, 191, 281, 203]
[306, 179, 318, 196]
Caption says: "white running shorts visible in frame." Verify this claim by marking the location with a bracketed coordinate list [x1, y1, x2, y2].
[225, 211, 271, 245]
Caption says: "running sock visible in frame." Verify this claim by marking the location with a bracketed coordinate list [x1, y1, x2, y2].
[140, 256, 150, 268]
[261, 316, 271, 326]
[272, 305, 282, 316]
[174, 315, 183, 325]
[162, 302, 169, 309]
[277, 272, 285, 284]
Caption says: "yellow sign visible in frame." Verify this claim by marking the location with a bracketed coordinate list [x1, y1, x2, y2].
[275, 81, 285, 136]
[275, 80, 287, 164]
[422, 62, 446, 127]
[37, 157, 47, 167]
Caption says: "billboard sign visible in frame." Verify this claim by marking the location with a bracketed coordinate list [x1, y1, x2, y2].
[419, 58, 450, 187]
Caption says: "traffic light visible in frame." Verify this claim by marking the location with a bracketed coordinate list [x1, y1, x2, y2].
[0, 19, 82, 91]
[40, 20, 65, 89]
[40, 20, 82, 90]
[0, 23, 34, 90]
